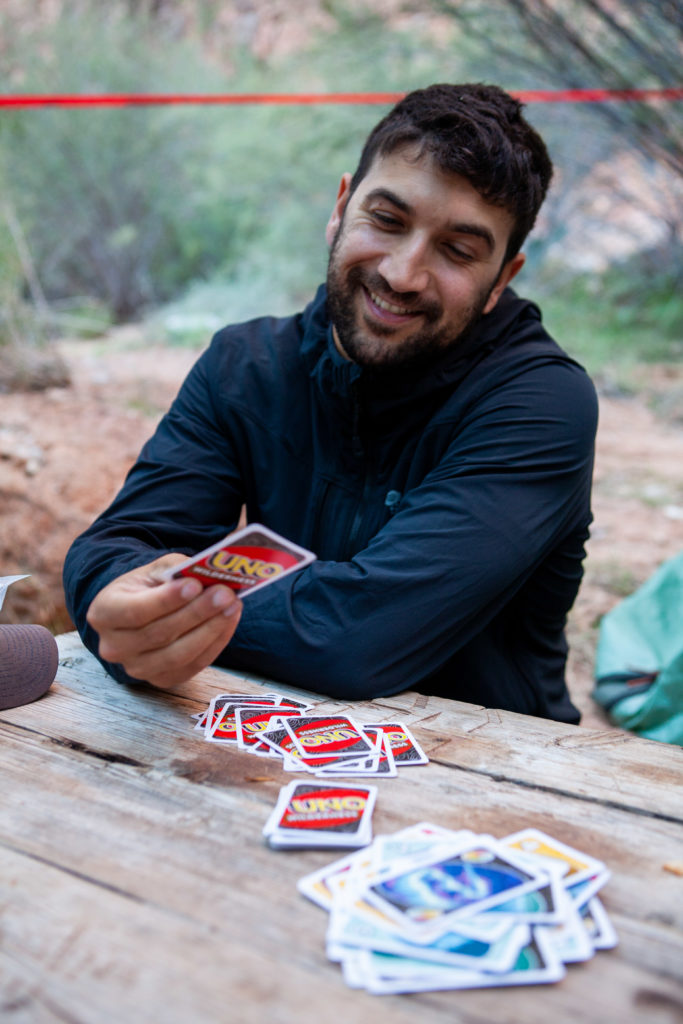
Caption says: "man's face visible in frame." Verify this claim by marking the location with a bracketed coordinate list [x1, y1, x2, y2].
[325, 147, 525, 369]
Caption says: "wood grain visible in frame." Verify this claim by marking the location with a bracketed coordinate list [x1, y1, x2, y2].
[0, 632, 681, 1024]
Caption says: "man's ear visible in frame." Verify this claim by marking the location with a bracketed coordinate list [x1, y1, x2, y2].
[483, 252, 526, 315]
[325, 172, 353, 247]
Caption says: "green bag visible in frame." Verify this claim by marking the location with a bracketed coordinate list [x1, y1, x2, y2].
[593, 549, 683, 745]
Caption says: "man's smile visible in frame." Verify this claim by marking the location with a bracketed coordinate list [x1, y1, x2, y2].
[362, 284, 426, 328]
[367, 287, 416, 318]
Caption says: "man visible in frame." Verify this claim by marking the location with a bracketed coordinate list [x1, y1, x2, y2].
[64, 83, 598, 723]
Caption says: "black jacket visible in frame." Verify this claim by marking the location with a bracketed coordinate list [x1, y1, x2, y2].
[64, 284, 598, 722]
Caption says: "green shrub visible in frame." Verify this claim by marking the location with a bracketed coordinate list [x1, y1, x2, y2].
[536, 244, 683, 373]
[0, 3, 480, 324]
[0, 5, 244, 320]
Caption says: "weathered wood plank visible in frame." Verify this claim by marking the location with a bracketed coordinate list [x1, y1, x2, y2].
[1, 846, 405, 1024]
[0, 959, 67, 1024]
[2, 783, 682, 1024]
[2, 632, 681, 1024]
[28, 633, 682, 823]
[1, 718, 681, 940]
[368, 694, 683, 823]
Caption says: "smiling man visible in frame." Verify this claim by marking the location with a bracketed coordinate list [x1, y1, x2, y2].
[325, 151, 523, 369]
[64, 83, 598, 723]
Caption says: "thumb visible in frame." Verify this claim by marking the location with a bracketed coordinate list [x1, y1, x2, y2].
[147, 552, 192, 585]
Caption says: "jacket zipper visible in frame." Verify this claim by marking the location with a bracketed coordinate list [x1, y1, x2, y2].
[311, 479, 332, 556]
[344, 461, 375, 560]
[343, 379, 373, 560]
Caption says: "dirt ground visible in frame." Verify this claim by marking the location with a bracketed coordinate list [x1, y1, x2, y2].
[1, 330, 681, 731]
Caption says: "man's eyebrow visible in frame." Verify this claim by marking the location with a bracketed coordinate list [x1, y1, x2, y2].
[364, 187, 413, 214]
[446, 222, 496, 254]
[364, 187, 496, 253]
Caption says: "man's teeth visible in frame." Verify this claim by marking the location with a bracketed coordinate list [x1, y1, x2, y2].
[370, 290, 413, 316]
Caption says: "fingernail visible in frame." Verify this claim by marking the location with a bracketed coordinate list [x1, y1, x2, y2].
[212, 588, 232, 609]
[181, 580, 202, 600]
[223, 598, 241, 617]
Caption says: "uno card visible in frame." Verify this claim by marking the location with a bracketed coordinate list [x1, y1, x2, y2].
[363, 722, 429, 766]
[163, 523, 315, 598]
[580, 897, 618, 950]
[202, 692, 281, 733]
[297, 822, 614, 995]
[362, 729, 398, 775]
[316, 731, 397, 778]
[327, 905, 530, 975]
[280, 715, 375, 761]
[206, 697, 283, 743]
[502, 828, 609, 888]
[484, 863, 569, 924]
[263, 781, 377, 849]
[366, 837, 548, 930]
[258, 724, 348, 768]
[349, 926, 565, 995]
[314, 754, 383, 777]
[297, 846, 378, 911]
[566, 870, 612, 908]
[545, 902, 594, 963]
[234, 706, 304, 750]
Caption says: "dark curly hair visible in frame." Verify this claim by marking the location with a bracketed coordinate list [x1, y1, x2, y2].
[350, 83, 553, 262]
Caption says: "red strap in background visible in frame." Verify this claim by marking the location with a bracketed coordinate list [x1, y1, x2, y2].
[0, 88, 681, 108]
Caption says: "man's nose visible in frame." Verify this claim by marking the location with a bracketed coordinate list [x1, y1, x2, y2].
[377, 236, 430, 294]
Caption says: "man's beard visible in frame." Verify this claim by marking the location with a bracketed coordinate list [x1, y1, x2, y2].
[326, 230, 497, 373]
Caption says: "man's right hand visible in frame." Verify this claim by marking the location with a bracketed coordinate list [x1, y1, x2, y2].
[86, 554, 242, 691]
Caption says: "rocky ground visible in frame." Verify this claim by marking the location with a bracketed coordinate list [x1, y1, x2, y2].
[1, 331, 681, 730]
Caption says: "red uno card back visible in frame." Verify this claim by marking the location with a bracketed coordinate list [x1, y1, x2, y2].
[276, 783, 375, 835]
[371, 722, 428, 765]
[284, 716, 373, 760]
[166, 524, 315, 597]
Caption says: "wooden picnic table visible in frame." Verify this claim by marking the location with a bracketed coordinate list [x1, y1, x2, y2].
[1, 631, 682, 1023]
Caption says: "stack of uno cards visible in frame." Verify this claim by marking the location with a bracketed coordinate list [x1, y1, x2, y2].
[263, 781, 378, 850]
[257, 715, 428, 777]
[298, 823, 616, 994]
[192, 692, 313, 744]
[163, 523, 316, 598]
[191, 697, 428, 779]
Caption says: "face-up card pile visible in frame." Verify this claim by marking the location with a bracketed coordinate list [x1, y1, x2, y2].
[163, 523, 316, 598]
[297, 823, 616, 994]
[191, 695, 428, 779]
[263, 780, 378, 850]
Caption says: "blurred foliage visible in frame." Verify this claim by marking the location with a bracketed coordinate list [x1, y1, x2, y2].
[0, 184, 70, 389]
[536, 242, 683, 375]
[0, 0, 478, 324]
[427, 0, 683, 175]
[0, 4, 251, 321]
[0, 0, 680, 378]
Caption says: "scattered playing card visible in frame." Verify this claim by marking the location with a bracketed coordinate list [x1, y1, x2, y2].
[189, 690, 429, 780]
[163, 523, 315, 598]
[314, 740, 396, 779]
[361, 722, 429, 766]
[502, 828, 610, 888]
[206, 697, 285, 744]
[263, 781, 378, 850]
[280, 715, 375, 762]
[298, 822, 616, 995]
[365, 836, 551, 931]
[234, 706, 305, 751]
[347, 926, 565, 994]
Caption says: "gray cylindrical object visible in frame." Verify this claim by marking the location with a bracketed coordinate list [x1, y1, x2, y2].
[0, 624, 58, 710]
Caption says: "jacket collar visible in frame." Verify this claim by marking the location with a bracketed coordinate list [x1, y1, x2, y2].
[298, 283, 541, 417]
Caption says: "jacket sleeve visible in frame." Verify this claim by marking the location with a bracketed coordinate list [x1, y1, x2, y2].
[224, 360, 598, 699]
[62, 342, 245, 676]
